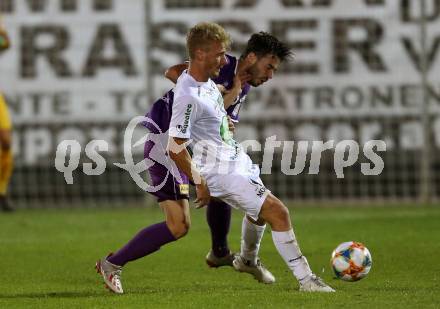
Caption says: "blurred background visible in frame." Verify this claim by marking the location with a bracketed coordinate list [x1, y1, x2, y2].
[1, 0, 439, 208]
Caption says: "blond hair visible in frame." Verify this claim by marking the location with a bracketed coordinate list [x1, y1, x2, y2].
[186, 22, 231, 59]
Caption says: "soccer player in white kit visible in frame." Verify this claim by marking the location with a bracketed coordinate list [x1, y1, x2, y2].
[168, 22, 334, 292]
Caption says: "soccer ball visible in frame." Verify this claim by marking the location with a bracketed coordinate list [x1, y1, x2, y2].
[330, 241, 372, 281]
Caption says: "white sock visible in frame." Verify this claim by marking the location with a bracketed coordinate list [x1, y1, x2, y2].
[240, 216, 266, 265]
[272, 229, 312, 282]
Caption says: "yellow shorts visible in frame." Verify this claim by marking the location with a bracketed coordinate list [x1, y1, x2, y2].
[0, 93, 12, 130]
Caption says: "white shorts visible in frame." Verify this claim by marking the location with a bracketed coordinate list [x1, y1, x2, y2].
[204, 153, 270, 221]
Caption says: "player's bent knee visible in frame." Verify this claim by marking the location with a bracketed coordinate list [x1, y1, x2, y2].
[260, 195, 291, 230]
[167, 218, 190, 239]
[181, 218, 191, 237]
[278, 203, 290, 218]
[174, 223, 190, 239]
[160, 199, 191, 238]
[271, 202, 289, 223]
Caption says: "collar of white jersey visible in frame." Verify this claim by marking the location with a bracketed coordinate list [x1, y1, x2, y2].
[182, 70, 210, 87]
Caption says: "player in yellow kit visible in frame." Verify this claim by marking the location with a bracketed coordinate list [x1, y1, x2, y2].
[0, 15, 14, 212]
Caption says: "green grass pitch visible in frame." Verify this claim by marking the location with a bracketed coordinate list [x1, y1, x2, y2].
[0, 205, 439, 308]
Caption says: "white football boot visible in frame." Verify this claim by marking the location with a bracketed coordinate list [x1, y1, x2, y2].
[299, 274, 335, 292]
[233, 255, 275, 284]
[95, 257, 124, 294]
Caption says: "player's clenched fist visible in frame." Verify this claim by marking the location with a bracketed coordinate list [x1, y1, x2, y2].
[195, 178, 211, 208]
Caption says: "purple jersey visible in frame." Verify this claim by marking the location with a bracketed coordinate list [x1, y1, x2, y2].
[144, 90, 174, 134]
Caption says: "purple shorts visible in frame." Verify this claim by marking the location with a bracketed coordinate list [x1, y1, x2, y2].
[144, 140, 190, 202]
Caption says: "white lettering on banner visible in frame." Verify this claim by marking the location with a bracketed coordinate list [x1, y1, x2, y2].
[13, 126, 124, 166]
[5, 90, 149, 123]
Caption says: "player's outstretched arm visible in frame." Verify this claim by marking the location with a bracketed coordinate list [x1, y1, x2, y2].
[167, 136, 210, 208]
[222, 70, 251, 109]
[164, 63, 189, 84]
[222, 74, 242, 109]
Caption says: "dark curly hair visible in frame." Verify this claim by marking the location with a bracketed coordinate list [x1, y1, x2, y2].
[241, 32, 292, 62]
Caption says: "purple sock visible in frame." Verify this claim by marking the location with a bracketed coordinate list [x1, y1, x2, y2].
[206, 199, 231, 257]
[107, 221, 176, 266]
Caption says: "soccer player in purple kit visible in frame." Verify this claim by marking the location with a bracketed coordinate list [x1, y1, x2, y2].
[95, 25, 329, 293]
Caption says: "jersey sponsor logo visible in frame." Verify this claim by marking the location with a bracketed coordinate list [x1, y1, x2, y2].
[220, 115, 234, 146]
[230, 143, 240, 160]
[177, 103, 193, 134]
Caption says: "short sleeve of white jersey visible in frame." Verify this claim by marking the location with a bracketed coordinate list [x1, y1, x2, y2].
[169, 95, 198, 139]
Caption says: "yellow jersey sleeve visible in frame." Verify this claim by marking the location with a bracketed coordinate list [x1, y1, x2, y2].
[0, 93, 12, 130]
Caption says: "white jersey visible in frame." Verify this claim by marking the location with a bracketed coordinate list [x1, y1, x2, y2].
[169, 71, 269, 220]
[169, 71, 244, 176]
